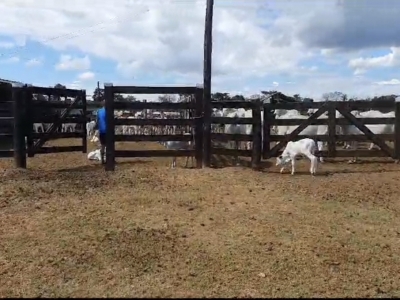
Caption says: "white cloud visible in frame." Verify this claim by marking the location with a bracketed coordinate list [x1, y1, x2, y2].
[0, 56, 19, 63]
[67, 80, 82, 90]
[0, 41, 14, 48]
[0, 0, 307, 81]
[55, 54, 90, 71]
[348, 47, 400, 74]
[272, 81, 279, 87]
[0, 1, 399, 98]
[25, 57, 42, 67]
[77, 71, 95, 81]
[374, 79, 400, 86]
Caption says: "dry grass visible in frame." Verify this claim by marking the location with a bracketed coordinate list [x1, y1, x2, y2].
[1, 138, 400, 297]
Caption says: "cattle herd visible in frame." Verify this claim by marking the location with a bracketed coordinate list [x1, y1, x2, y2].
[31, 105, 393, 172]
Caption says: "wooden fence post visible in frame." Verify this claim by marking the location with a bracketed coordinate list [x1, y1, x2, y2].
[104, 83, 115, 171]
[23, 86, 34, 157]
[251, 101, 262, 169]
[327, 101, 336, 158]
[202, 85, 211, 167]
[262, 103, 272, 159]
[194, 86, 204, 168]
[394, 100, 400, 161]
[12, 87, 27, 168]
[81, 90, 87, 153]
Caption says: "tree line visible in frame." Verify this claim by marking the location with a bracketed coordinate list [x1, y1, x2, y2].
[35, 83, 399, 104]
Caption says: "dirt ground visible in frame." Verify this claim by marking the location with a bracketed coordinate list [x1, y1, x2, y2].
[1, 138, 400, 297]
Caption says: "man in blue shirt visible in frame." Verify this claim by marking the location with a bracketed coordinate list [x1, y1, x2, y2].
[96, 100, 107, 164]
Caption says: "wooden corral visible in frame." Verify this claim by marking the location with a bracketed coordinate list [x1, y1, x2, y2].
[206, 100, 262, 169]
[103, 84, 204, 171]
[0, 82, 13, 158]
[4, 83, 400, 171]
[10, 85, 87, 168]
[263, 101, 400, 160]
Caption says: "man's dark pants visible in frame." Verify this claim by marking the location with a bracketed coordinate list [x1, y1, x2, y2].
[99, 133, 106, 164]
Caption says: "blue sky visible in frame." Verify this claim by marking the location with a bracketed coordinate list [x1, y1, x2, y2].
[0, 0, 399, 100]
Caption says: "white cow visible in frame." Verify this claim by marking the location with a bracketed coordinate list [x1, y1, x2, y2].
[86, 120, 96, 137]
[276, 138, 318, 175]
[33, 123, 44, 133]
[340, 110, 395, 163]
[62, 123, 76, 132]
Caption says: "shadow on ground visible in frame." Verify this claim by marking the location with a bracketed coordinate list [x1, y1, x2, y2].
[210, 154, 273, 170]
[57, 160, 150, 173]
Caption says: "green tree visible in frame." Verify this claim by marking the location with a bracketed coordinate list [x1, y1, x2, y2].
[231, 94, 245, 101]
[212, 92, 230, 101]
[92, 87, 104, 102]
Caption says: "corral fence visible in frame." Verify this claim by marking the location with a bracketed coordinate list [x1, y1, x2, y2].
[104, 89, 262, 171]
[262, 100, 400, 161]
[4, 83, 400, 170]
[103, 84, 204, 171]
[8, 85, 87, 168]
[203, 100, 262, 168]
[0, 82, 13, 158]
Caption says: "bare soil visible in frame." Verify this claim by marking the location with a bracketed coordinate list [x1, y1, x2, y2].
[0, 139, 400, 297]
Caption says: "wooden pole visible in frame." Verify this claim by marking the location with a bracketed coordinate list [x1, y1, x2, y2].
[194, 86, 204, 168]
[104, 83, 115, 171]
[327, 102, 336, 158]
[251, 101, 262, 169]
[24, 86, 34, 157]
[81, 90, 87, 153]
[262, 103, 272, 159]
[12, 87, 27, 168]
[202, 0, 214, 167]
[394, 99, 400, 161]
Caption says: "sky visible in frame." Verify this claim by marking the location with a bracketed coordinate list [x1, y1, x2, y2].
[0, 0, 399, 101]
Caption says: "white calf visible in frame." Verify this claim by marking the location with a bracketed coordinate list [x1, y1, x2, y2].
[87, 148, 105, 161]
[274, 112, 328, 162]
[276, 138, 318, 175]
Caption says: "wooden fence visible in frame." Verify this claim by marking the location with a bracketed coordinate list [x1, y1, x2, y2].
[103, 84, 204, 171]
[10, 85, 87, 168]
[206, 100, 262, 168]
[4, 83, 400, 170]
[263, 100, 400, 160]
[0, 82, 13, 158]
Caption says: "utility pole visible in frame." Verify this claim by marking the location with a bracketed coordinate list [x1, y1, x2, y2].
[203, 0, 214, 167]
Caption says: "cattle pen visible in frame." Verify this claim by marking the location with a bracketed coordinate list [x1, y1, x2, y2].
[4, 83, 400, 169]
[2, 84, 400, 297]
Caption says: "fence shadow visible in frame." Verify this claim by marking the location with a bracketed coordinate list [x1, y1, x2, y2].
[57, 160, 150, 173]
[265, 170, 330, 176]
[265, 168, 399, 176]
[210, 154, 273, 169]
[322, 158, 396, 164]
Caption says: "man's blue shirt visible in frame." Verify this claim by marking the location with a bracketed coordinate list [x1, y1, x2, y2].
[97, 107, 107, 134]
